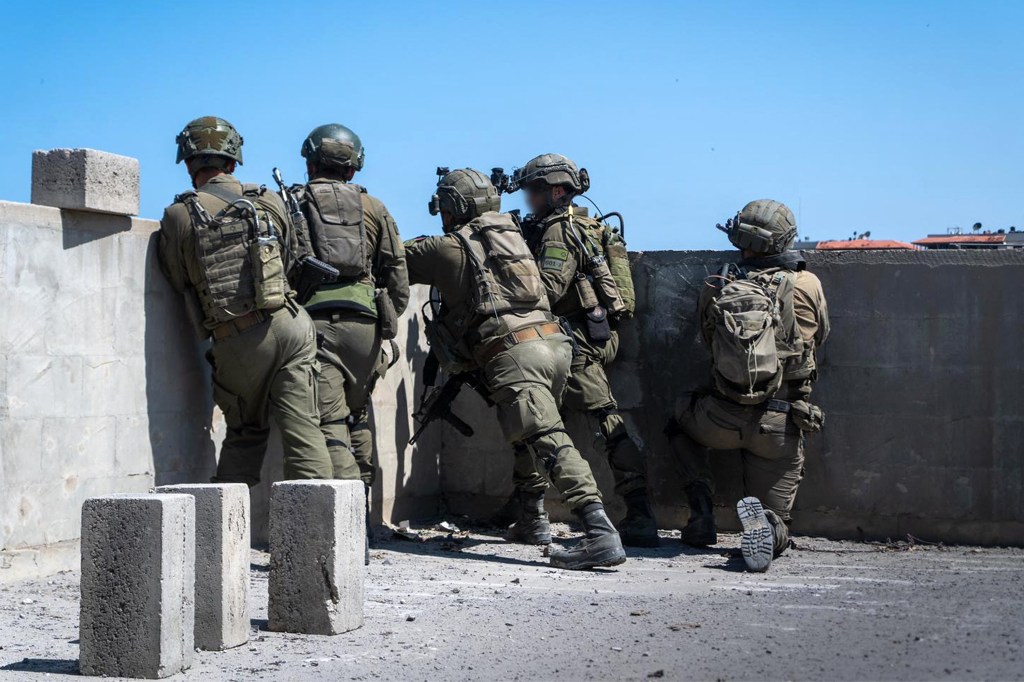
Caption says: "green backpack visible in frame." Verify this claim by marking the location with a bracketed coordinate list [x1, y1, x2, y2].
[708, 268, 798, 405]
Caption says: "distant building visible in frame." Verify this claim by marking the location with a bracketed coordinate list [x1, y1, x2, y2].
[795, 239, 918, 251]
[913, 228, 1024, 250]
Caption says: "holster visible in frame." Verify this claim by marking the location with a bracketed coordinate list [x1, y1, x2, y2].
[375, 288, 399, 340]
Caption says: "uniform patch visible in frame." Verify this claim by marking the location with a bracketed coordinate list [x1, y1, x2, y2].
[541, 245, 569, 271]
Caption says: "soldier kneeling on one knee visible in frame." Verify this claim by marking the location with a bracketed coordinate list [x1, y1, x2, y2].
[666, 199, 829, 572]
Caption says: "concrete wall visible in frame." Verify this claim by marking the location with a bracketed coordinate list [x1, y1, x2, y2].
[439, 249, 1024, 546]
[2, 194, 1022, 581]
[0, 198, 438, 580]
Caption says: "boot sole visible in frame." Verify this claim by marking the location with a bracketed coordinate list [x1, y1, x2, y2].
[737, 497, 774, 573]
[505, 533, 552, 546]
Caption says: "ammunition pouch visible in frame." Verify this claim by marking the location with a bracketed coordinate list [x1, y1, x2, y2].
[251, 237, 287, 310]
[375, 288, 399, 340]
[789, 400, 825, 433]
[584, 305, 611, 343]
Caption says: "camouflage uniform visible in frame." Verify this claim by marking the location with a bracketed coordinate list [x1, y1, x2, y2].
[158, 117, 331, 485]
[301, 185, 407, 482]
[511, 154, 658, 547]
[668, 199, 829, 568]
[407, 168, 625, 570]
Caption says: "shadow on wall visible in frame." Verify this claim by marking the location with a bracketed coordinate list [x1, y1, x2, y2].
[59, 210, 131, 249]
[142, 233, 218, 487]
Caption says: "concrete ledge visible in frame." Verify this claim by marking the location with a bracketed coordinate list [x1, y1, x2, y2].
[268, 481, 364, 635]
[79, 494, 195, 679]
[0, 199, 159, 236]
[32, 148, 140, 216]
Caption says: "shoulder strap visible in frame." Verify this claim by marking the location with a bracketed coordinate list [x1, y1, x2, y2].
[198, 182, 243, 205]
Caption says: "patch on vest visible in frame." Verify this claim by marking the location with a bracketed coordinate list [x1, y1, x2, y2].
[541, 245, 569, 271]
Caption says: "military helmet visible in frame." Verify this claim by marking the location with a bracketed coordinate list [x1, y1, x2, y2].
[301, 123, 365, 171]
[175, 116, 243, 165]
[717, 199, 797, 255]
[512, 153, 590, 194]
[429, 168, 500, 222]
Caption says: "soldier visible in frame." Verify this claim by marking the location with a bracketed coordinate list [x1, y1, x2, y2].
[286, 124, 409, 493]
[503, 154, 658, 548]
[666, 199, 830, 572]
[405, 167, 626, 571]
[158, 116, 332, 484]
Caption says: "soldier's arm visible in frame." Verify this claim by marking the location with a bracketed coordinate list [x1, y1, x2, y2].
[404, 236, 443, 287]
[157, 207, 187, 294]
[535, 221, 577, 308]
[793, 272, 829, 346]
[371, 199, 411, 315]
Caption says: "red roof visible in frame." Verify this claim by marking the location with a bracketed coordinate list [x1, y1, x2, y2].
[913, 235, 1006, 245]
[815, 239, 918, 250]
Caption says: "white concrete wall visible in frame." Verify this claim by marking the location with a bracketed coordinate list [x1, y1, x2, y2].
[0, 199, 439, 580]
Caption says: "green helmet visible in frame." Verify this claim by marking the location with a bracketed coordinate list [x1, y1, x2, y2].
[717, 199, 797, 255]
[175, 116, 243, 165]
[301, 123, 365, 171]
[512, 153, 589, 194]
[429, 168, 500, 223]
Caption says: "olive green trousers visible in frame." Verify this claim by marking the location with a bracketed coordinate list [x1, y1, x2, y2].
[484, 335, 602, 512]
[210, 305, 333, 485]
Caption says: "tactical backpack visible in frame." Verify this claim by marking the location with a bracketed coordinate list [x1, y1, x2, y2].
[181, 184, 287, 325]
[453, 212, 548, 320]
[297, 182, 370, 279]
[707, 267, 801, 405]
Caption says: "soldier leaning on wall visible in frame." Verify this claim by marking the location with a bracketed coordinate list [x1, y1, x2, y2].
[283, 123, 409, 516]
[404, 167, 626, 571]
[158, 116, 332, 485]
[666, 199, 830, 572]
[498, 154, 658, 548]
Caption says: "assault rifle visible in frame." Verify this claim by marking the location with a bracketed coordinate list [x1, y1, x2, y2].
[272, 167, 340, 304]
[409, 354, 484, 445]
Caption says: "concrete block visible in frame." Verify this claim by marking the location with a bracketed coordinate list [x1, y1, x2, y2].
[31, 148, 139, 216]
[79, 493, 195, 678]
[155, 483, 249, 651]
[268, 480, 364, 635]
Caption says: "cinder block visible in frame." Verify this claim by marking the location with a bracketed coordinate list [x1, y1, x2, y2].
[31, 148, 140, 216]
[80, 493, 195, 678]
[155, 484, 249, 651]
[268, 480, 364, 635]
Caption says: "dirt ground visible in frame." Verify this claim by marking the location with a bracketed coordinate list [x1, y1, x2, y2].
[1, 523, 1022, 681]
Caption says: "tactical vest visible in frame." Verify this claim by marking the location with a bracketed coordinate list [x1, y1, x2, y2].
[297, 181, 370, 280]
[543, 209, 633, 319]
[180, 183, 287, 326]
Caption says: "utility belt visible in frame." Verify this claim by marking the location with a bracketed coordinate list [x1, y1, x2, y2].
[211, 304, 285, 341]
[711, 391, 825, 433]
[479, 322, 563, 365]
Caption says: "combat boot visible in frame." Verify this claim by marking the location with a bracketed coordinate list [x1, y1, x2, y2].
[680, 482, 717, 547]
[504, 491, 551, 545]
[737, 496, 774, 572]
[617, 490, 660, 547]
[549, 502, 627, 570]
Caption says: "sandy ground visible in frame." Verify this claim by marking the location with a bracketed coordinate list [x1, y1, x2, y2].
[0, 523, 1022, 681]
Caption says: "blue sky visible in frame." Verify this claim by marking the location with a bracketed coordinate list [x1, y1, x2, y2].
[1, 1, 1021, 249]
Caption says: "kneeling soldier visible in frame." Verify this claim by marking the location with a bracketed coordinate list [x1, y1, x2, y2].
[666, 200, 829, 572]
[405, 167, 626, 570]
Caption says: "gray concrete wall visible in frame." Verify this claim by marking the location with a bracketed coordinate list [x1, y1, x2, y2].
[2, 195, 1022, 582]
[438, 250, 1024, 546]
